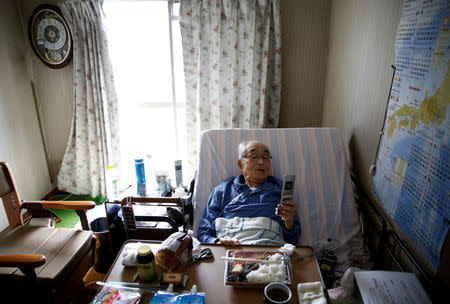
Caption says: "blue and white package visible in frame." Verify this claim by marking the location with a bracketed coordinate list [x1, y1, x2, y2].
[149, 291, 205, 304]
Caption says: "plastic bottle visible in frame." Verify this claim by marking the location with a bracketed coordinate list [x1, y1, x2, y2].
[144, 154, 154, 194]
[136, 245, 156, 281]
[174, 160, 183, 187]
[106, 165, 119, 199]
[155, 170, 169, 196]
[135, 158, 146, 196]
[174, 160, 185, 197]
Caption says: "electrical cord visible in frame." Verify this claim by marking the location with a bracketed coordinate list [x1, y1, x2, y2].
[47, 193, 73, 201]
[326, 238, 340, 251]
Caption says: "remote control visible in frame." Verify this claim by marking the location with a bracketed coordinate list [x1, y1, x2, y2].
[122, 204, 136, 231]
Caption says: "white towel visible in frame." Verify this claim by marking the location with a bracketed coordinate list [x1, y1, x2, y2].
[215, 216, 285, 246]
[297, 282, 326, 304]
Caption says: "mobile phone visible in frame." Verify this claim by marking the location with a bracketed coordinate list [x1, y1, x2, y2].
[281, 174, 295, 201]
[276, 174, 296, 215]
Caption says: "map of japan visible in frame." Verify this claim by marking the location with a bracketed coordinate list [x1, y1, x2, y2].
[387, 60, 449, 139]
[374, 0, 449, 267]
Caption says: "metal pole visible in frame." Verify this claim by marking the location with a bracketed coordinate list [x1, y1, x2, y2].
[168, 0, 180, 158]
[369, 65, 396, 176]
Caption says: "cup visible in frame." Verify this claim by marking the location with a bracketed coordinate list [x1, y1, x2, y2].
[264, 282, 292, 304]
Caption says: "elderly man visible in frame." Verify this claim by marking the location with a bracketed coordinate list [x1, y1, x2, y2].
[197, 140, 300, 246]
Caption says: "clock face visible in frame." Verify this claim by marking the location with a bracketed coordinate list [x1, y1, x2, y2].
[28, 5, 72, 68]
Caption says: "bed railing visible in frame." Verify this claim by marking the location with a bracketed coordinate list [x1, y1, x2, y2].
[350, 173, 440, 301]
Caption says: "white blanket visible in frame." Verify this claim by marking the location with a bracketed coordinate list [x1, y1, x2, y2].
[215, 216, 285, 246]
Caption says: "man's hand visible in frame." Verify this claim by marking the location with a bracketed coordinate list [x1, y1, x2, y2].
[277, 200, 297, 230]
[218, 237, 240, 246]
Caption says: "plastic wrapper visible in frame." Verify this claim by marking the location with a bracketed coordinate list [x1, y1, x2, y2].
[91, 287, 141, 304]
[155, 232, 193, 272]
[149, 291, 205, 304]
[224, 249, 292, 287]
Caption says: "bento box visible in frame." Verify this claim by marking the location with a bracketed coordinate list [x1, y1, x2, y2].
[224, 249, 292, 287]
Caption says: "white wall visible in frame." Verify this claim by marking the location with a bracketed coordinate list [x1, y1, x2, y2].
[0, 0, 53, 230]
[17, 0, 74, 181]
[322, 0, 402, 194]
[322, 0, 438, 274]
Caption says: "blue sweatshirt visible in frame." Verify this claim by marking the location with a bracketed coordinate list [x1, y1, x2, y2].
[197, 175, 301, 245]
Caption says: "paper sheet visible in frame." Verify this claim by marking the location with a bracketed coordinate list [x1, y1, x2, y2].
[354, 271, 431, 304]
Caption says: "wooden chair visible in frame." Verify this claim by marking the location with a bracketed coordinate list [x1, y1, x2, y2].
[0, 161, 96, 303]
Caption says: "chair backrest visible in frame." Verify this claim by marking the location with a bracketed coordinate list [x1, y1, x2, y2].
[193, 128, 365, 270]
[0, 162, 23, 228]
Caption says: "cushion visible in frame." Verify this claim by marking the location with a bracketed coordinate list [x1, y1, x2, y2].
[0, 226, 92, 283]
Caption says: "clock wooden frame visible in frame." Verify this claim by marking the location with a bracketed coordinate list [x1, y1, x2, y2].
[28, 4, 73, 69]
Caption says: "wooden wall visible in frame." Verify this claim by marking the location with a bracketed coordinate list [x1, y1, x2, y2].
[278, 0, 331, 127]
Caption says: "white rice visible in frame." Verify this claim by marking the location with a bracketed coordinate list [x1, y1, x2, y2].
[246, 253, 286, 283]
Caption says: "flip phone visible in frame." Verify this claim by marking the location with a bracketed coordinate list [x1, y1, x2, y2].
[276, 174, 296, 216]
[281, 174, 295, 201]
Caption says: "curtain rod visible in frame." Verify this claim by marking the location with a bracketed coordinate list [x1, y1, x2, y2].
[105, 0, 179, 3]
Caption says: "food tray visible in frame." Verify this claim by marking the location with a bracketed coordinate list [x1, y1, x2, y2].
[224, 249, 292, 287]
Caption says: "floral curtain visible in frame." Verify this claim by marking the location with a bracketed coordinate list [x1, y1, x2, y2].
[57, 0, 120, 197]
[180, 0, 282, 171]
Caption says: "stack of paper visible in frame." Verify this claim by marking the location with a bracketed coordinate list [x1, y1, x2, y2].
[354, 271, 431, 304]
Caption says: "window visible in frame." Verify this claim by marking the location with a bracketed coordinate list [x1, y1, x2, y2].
[103, 0, 186, 188]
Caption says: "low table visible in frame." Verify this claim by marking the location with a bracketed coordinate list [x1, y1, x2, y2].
[98, 240, 326, 303]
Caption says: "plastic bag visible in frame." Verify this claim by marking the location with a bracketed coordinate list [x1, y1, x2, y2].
[155, 232, 193, 272]
[91, 287, 141, 304]
[149, 291, 205, 304]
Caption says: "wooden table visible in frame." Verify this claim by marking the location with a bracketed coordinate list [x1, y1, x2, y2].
[99, 240, 325, 303]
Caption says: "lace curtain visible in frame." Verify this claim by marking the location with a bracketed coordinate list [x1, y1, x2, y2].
[57, 0, 120, 197]
[180, 0, 282, 171]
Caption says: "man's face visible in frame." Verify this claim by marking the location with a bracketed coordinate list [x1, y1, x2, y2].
[238, 142, 272, 187]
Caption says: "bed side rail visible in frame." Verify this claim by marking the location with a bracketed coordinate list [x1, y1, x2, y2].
[350, 173, 440, 301]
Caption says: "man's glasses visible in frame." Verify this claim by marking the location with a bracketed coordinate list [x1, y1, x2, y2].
[242, 153, 272, 161]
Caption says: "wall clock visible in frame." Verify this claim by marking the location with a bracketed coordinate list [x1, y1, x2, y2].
[28, 4, 73, 69]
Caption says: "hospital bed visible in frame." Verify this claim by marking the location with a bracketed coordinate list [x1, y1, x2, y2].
[192, 128, 366, 273]
[102, 127, 440, 296]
